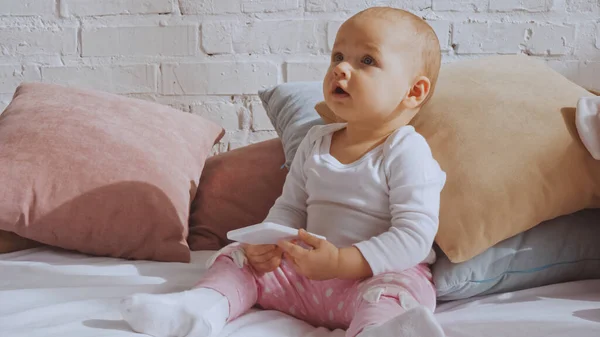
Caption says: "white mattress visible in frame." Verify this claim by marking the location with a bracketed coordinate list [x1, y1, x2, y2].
[2, 247, 600, 337]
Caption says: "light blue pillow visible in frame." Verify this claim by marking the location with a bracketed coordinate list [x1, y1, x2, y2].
[433, 209, 600, 301]
[258, 81, 324, 168]
[257, 81, 600, 300]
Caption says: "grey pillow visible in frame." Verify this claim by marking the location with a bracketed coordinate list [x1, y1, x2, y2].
[258, 81, 324, 168]
[257, 81, 600, 300]
[433, 208, 600, 301]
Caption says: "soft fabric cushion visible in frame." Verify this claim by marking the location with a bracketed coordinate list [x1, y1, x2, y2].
[258, 82, 324, 168]
[188, 139, 288, 250]
[576, 96, 600, 160]
[433, 209, 600, 301]
[0, 82, 223, 262]
[314, 55, 600, 262]
[0, 230, 40, 254]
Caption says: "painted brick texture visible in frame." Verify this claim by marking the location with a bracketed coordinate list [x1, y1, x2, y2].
[0, 0, 598, 150]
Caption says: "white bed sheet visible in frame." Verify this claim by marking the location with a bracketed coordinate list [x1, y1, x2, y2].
[1, 247, 599, 337]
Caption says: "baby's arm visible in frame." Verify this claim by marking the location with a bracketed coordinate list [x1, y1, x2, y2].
[260, 128, 316, 230]
[353, 131, 446, 275]
[241, 129, 317, 273]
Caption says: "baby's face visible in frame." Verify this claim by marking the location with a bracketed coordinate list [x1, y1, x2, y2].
[323, 16, 416, 124]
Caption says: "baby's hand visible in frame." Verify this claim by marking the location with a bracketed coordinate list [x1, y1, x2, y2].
[242, 244, 283, 275]
[277, 229, 341, 281]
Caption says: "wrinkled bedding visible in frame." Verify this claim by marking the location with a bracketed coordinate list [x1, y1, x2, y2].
[1, 247, 599, 337]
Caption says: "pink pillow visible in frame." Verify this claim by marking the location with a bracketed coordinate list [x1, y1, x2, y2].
[0, 83, 223, 262]
[188, 139, 288, 250]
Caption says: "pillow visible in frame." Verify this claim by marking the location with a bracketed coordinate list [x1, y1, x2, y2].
[314, 55, 600, 263]
[576, 96, 600, 160]
[188, 138, 288, 250]
[0, 82, 224, 262]
[432, 209, 600, 301]
[0, 230, 40, 254]
[258, 81, 324, 168]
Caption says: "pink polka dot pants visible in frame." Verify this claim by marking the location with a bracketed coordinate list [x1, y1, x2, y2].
[196, 253, 437, 337]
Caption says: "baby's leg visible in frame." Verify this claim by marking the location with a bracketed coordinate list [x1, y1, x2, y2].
[120, 248, 258, 337]
[120, 287, 228, 337]
[351, 300, 444, 337]
[347, 266, 444, 337]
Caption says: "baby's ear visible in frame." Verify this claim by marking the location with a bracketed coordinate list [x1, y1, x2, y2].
[315, 101, 345, 123]
[402, 76, 432, 110]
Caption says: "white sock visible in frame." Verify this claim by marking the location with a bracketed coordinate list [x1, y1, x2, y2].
[356, 306, 445, 337]
[120, 288, 229, 337]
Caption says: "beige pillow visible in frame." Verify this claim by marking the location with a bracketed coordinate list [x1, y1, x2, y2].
[316, 55, 600, 263]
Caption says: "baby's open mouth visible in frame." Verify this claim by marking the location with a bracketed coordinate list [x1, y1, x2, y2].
[334, 86, 348, 95]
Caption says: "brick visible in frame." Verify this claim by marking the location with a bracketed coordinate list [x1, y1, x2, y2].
[453, 23, 574, 55]
[250, 101, 274, 131]
[454, 23, 525, 54]
[179, 0, 240, 14]
[0, 101, 7, 113]
[567, 0, 600, 12]
[202, 20, 327, 55]
[191, 101, 242, 130]
[82, 25, 197, 56]
[327, 21, 343, 50]
[528, 24, 575, 56]
[0, 27, 77, 56]
[41, 65, 157, 94]
[0, 0, 55, 16]
[432, 0, 488, 11]
[597, 24, 600, 49]
[224, 130, 250, 150]
[387, 0, 433, 10]
[490, 0, 551, 12]
[285, 62, 329, 82]
[161, 62, 278, 95]
[201, 21, 234, 54]
[307, 0, 430, 11]
[569, 22, 599, 60]
[223, 130, 278, 149]
[0, 65, 40, 93]
[242, 0, 299, 12]
[427, 21, 451, 51]
[578, 62, 600, 92]
[247, 130, 278, 144]
[61, 0, 173, 17]
[546, 60, 578, 79]
[548, 60, 600, 92]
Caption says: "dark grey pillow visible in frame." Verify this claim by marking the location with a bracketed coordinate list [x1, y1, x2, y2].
[433, 209, 600, 301]
[258, 81, 324, 168]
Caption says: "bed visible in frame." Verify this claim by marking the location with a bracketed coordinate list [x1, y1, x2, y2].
[2, 247, 599, 337]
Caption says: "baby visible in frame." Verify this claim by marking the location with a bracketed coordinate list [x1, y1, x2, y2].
[121, 7, 446, 337]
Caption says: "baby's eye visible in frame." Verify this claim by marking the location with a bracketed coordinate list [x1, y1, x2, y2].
[333, 53, 344, 62]
[362, 56, 375, 65]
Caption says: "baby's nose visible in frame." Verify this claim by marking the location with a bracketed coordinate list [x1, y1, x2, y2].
[334, 63, 351, 78]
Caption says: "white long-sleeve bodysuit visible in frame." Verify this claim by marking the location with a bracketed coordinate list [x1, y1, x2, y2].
[263, 123, 446, 275]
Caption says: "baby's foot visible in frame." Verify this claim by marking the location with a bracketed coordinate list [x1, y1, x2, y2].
[120, 288, 229, 337]
[357, 306, 445, 337]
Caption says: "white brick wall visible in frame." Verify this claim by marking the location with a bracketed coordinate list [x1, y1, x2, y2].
[0, 0, 55, 16]
[61, 0, 173, 17]
[41, 64, 158, 93]
[0, 0, 599, 151]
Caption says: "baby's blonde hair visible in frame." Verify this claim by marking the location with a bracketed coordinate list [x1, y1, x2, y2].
[353, 7, 442, 104]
